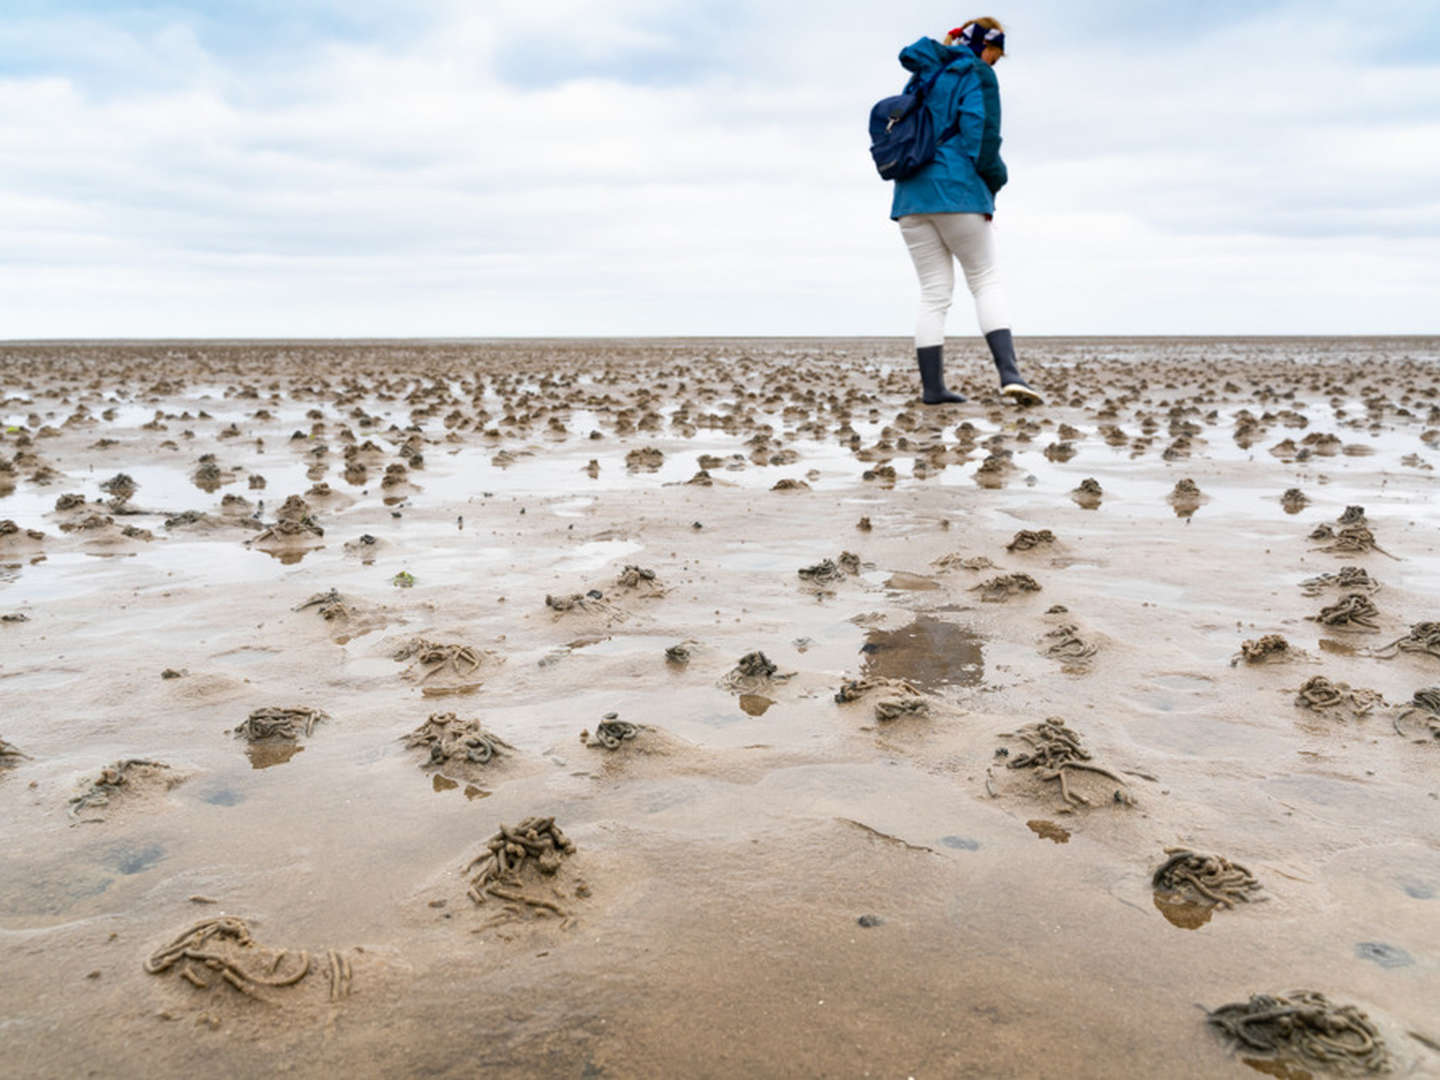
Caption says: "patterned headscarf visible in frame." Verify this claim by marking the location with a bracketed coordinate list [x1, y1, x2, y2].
[950, 22, 1005, 57]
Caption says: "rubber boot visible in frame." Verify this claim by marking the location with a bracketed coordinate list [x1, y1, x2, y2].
[917, 345, 966, 405]
[985, 329, 1044, 405]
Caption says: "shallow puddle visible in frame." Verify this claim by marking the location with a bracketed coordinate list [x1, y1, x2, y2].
[738, 694, 774, 716]
[1241, 1057, 1314, 1080]
[940, 835, 980, 851]
[1153, 893, 1214, 930]
[861, 615, 984, 690]
[245, 742, 305, 769]
[1026, 819, 1070, 844]
[883, 571, 939, 591]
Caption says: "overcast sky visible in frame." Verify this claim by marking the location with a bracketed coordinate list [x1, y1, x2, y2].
[2, 0, 1438, 338]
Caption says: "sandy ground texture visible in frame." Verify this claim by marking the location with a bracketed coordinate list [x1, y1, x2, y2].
[1, 336, 1439, 1080]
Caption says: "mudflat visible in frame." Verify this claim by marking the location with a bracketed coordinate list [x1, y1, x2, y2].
[1, 337, 1438, 1079]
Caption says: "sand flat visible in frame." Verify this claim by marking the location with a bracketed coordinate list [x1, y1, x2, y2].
[1, 337, 1438, 1078]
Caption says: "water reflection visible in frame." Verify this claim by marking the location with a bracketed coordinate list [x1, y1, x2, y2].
[884, 572, 939, 591]
[1240, 1057, 1313, 1080]
[1152, 892, 1213, 930]
[430, 772, 490, 799]
[246, 742, 304, 769]
[255, 545, 324, 565]
[1026, 819, 1070, 844]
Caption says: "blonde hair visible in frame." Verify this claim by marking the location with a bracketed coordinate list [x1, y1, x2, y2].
[945, 17, 1005, 53]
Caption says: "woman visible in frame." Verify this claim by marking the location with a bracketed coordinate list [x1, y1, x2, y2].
[890, 18, 1043, 406]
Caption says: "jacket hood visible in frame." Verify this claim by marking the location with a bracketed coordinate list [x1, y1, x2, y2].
[898, 36, 973, 76]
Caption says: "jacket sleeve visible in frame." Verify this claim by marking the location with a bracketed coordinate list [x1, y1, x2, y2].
[973, 65, 1008, 195]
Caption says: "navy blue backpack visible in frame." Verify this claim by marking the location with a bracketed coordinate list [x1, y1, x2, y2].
[868, 59, 964, 181]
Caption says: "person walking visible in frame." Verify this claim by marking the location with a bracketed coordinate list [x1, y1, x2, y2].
[889, 18, 1043, 406]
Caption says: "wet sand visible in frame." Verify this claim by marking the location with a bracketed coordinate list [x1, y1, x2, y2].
[1, 337, 1438, 1079]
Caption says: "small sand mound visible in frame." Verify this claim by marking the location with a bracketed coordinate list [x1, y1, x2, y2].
[464, 816, 579, 920]
[1299, 566, 1380, 597]
[1309, 592, 1382, 631]
[192, 459, 227, 491]
[1152, 847, 1264, 909]
[293, 588, 385, 642]
[145, 916, 353, 1002]
[997, 717, 1132, 809]
[1006, 529, 1055, 552]
[165, 510, 257, 533]
[1167, 479, 1205, 515]
[544, 588, 627, 622]
[69, 758, 180, 815]
[719, 650, 793, 693]
[971, 572, 1041, 602]
[798, 551, 861, 585]
[1280, 487, 1308, 511]
[580, 712, 645, 750]
[931, 552, 995, 572]
[1393, 687, 1440, 740]
[393, 639, 502, 688]
[99, 472, 138, 500]
[1231, 634, 1299, 666]
[872, 696, 929, 722]
[58, 512, 118, 534]
[251, 517, 324, 543]
[251, 494, 324, 545]
[0, 520, 46, 546]
[404, 711, 514, 768]
[615, 564, 665, 596]
[1041, 624, 1097, 666]
[1310, 521, 1397, 559]
[233, 706, 328, 742]
[973, 451, 1013, 488]
[1, 736, 30, 770]
[1205, 991, 1391, 1076]
[294, 588, 350, 621]
[833, 676, 929, 723]
[1370, 621, 1440, 662]
[624, 447, 664, 471]
[834, 675, 921, 703]
[1295, 676, 1385, 720]
[665, 641, 697, 664]
[1071, 477, 1103, 507]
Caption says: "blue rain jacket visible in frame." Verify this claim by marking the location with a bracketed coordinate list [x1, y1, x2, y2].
[889, 37, 1007, 220]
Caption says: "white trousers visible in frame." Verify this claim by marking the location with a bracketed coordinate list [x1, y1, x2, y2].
[898, 212, 1011, 348]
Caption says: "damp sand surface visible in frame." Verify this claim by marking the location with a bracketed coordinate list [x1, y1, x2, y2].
[2, 337, 1440, 1079]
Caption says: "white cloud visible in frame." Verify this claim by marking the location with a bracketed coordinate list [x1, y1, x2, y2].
[0, 0, 1437, 336]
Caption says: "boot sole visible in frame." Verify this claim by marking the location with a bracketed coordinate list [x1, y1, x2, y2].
[1001, 384, 1044, 406]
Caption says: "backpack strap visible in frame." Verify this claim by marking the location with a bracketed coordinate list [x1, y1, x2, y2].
[906, 58, 968, 146]
[904, 57, 959, 100]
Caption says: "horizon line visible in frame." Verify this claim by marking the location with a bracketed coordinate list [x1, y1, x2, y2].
[3, 333, 1438, 345]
